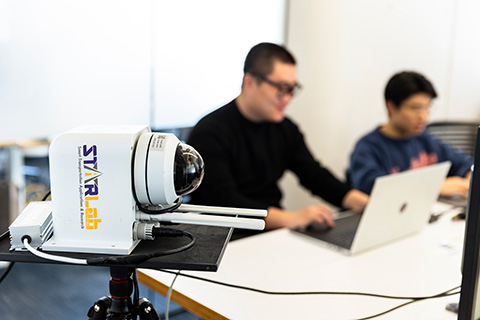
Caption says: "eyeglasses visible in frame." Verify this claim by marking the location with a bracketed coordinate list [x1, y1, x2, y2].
[401, 104, 432, 114]
[251, 73, 302, 98]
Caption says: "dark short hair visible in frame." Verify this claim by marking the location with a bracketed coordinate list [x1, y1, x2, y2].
[384, 71, 437, 107]
[243, 42, 296, 76]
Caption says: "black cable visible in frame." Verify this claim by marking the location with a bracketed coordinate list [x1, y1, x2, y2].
[136, 196, 183, 215]
[158, 269, 460, 300]
[158, 269, 461, 319]
[354, 290, 460, 320]
[133, 269, 140, 317]
[0, 230, 9, 241]
[41, 190, 51, 201]
[356, 299, 418, 320]
[87, 230, 195, 266]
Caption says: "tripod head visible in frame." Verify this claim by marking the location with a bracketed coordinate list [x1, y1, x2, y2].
[88, 267, 159, 320]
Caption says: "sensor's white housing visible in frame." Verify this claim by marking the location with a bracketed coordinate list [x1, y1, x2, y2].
[43, 125, 150, 254]
[37, 125, 266, 255]
[134, 132, 180, 206]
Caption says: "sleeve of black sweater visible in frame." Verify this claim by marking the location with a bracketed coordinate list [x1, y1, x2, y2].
[285, 120, 351, 208]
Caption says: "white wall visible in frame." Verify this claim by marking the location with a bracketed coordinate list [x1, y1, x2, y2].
[0, 0, 286, 141]
[152, 0, 286, 128]
[280, 0, 480, 210]
[0, 1, 152, 142]
[448, 0, 480, 119]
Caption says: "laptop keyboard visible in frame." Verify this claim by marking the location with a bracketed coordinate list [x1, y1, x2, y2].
[296, 212, 362, 250]
[322, 228, 356, 249]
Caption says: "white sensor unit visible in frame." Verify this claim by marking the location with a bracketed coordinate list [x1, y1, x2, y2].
[29, 125, 267, 255]
[43, 125, 150, 254]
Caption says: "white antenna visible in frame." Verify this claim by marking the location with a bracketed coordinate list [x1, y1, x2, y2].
[177, 204, 267, 217]
[137, 204, 267, 230]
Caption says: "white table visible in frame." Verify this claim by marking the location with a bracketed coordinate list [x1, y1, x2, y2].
[139, 206, 465, 319]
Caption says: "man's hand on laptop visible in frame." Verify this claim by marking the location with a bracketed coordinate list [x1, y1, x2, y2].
[292, 205, 336, 229]
[265, 205, 335, 230]
[441, 176, 470, 199]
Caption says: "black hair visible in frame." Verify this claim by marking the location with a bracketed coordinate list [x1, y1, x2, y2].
[384, 71, 437, 107]
[243, 42, 296, 76]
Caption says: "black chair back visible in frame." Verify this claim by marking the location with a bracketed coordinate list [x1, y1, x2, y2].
[426, 121, 479, 159]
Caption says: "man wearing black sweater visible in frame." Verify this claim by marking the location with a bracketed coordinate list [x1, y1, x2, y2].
[187, 43, 368, 237]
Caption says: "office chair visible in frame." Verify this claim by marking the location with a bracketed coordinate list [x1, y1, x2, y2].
[426, 121, 479, 159]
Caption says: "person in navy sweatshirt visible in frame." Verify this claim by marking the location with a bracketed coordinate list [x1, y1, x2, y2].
[348, 71, 472, 198]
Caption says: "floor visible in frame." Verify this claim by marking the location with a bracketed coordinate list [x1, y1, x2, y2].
[0, 261, 200, 320]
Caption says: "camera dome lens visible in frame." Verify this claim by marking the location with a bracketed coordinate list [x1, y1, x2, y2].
[174, 143, 204, 195]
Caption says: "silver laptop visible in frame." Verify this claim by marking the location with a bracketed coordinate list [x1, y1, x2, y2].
[294, 161, 452, 255]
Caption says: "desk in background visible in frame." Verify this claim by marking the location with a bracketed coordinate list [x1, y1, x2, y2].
[0, 139, 50, 233]
[139, 206, 464, 319]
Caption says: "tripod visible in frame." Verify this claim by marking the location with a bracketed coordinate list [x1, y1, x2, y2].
[87, 267, 160, 320]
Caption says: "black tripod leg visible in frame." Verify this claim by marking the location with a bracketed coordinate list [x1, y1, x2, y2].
[138, 297, 160, 320]
[87, 296, 112, 320]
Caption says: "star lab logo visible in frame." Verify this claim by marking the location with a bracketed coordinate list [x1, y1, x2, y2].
[82, 145, 102, 230]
